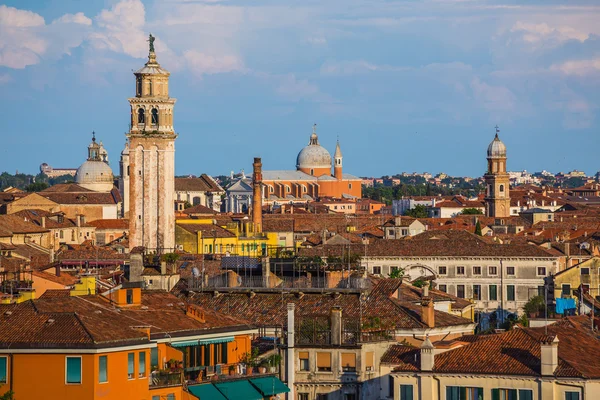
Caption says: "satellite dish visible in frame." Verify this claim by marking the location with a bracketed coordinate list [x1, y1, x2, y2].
[580, 242, 590, 250]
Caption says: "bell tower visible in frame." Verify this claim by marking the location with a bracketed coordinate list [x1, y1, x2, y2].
[334, 139, 343, 180]
[484, 126, 510, 218]
[127, 34, 177, 252]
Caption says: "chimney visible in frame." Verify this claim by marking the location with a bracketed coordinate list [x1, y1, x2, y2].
[252, 157, 263, 233]
[330, 306, 342, 346]
[420, 335, 435, 371]
[41, 216, 46, 228]
[421, 282, 435, 328]
[286, 303, 296, 400]
[160, 261, 167, 275]
[540, 336, 559, 376]
[76, 215, 82, 227]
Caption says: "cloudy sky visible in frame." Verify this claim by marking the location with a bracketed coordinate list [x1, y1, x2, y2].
[0, 0, 598, 178]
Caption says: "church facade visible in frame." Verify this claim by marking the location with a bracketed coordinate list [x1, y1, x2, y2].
[261, 125, 362, 202]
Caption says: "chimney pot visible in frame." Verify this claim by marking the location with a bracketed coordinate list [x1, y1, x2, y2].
[540, 335, 559, 376]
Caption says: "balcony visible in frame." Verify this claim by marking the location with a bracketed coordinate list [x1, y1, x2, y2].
[149, 370, 182, 389]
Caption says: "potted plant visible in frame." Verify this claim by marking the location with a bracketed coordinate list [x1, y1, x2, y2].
[168, 358, 178, 370]
[258, 360, 267, 374]
[267, 354, 281, 373]
[228, 365, 236, 376]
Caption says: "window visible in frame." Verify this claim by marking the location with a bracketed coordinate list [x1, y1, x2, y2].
[489, 285, 498, 301]
[151, 348, 158, 369]
[373, 266, 381, 275]
[316, 352, 331, 372]
[457, 285, 465, 299]
[390, 266, 399, 277]
[446, 386, 484, 400]
[66, 356, 82, 384]
[299, 352, 309, 371]
[489, 266, 498, 275]
[507, 285, 515, 301]
[565, 393, 580, 400]
[166, 395, 175, 400]
[298, 394, 309, 400]
[138, 108, 145, 124]
[316, 395, 328, 400]
[341, 353, 356, 372]
[581, 268, 590, 275]
[438, 266, 447, 275]
[562, 284, 571, 297]
[0, 357, 6, 384]
[126, 289, 133, 305]
[139, 352, 146, 378]
[519, 389, 533, 400]
[537, 267, 546, 276]
[388, 376, 394, 397]
[349, 183, 352, 189]
[473, 285, 481, 300]
[60, 230, 64, 239]
[456, 266, 465, 275]
[99, 356, 108, 383]
[506, 266, 515, 275]
[473, 266, 482, 275]
[499, 184, 505, 192]
[400, 384, 414, 400]
[439, 284, 447, 293]
[127, 353, 135, 379]
[152, 396, 160, 400]
[151, 108, 158, 125]
[365, 352, 374, 371]
[492, 388, 517, 400]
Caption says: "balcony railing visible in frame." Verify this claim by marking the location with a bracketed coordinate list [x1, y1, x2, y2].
[150, 370, 182, 388]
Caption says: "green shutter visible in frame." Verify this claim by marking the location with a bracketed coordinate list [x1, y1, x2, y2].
[446, 387, 460, 400]
[460, 387, 467, 400]
[222, 342, 228, 364]
[204, 345, 211, 366]
[492, 389, 499, 400]
[139, 352, 146, 376]
[400, 385, 413, 400]
[66, 357, 81, 384]
[127, 353, 135, 376]
[99, 356, 108, 383]
[0, 357, 6, 384]
[151, 347, 158, 368]
[518, 389, 533, 400]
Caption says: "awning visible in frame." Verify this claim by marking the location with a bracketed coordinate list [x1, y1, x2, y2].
[170, 336, 234, 348]
[188, 383, 227, 400]
[250, 376, 291, 396]
[198, 336, 234, 345]
[214, 380, 263, 400]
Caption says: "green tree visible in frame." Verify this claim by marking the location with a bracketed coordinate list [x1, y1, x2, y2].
[461, 208, 483, 215]
[0, 390, 14, 400]
[412, 279, 427, 288]
[25, 181, 49, 192]
[389, 267, 405, 279]
[404, 204, 428, 218]
[474, 221, 483, 236]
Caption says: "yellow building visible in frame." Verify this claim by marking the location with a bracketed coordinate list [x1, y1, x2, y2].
[175, 218, 282, 257]
[552, 257, 600, 304]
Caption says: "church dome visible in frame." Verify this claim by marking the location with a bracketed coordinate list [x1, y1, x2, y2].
[487, 133, 506, 158]
[296, 128, 332, 170]
[75, 132, 115, 192]
[76, 161, 114, 192]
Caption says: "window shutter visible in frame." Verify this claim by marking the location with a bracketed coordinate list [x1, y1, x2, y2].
[491, 389, 499, 400]
[518, 390, 533, 400]
[365, 352, 374, 369]
[316, 352, 331, 368]
[204, 345, 211, 366]
[341, 353, 356, 368]
[298, 352, 309, 360]
[222, 342, 228, 364]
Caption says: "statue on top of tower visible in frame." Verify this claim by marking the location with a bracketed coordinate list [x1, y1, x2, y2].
[148, 33, 155, 53]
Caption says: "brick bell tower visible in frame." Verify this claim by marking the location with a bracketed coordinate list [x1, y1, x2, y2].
[127, 34, 176, 252]
[484, 126, 510, 218]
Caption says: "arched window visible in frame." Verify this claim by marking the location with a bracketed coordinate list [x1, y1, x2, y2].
[137, 79, 142, 96]
[151, 108, 159, 125]
[499, 185, 505, 193]
[137, 108, 145, 124]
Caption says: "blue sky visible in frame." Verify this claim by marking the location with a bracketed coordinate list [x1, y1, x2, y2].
[0, 0, 598, 178]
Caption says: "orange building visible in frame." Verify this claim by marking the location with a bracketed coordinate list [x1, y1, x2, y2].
[261, 125, 362, 203]
[0, 285, 256, 400]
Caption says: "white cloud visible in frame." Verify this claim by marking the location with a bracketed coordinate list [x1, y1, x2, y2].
[510, 22, 589, 45]
[89, 0, 148, 59]
[0, 5, 90, 69]
[470, 77, 516, 115]
[183, 50, 244, 76]
[550, 58, 600, 76]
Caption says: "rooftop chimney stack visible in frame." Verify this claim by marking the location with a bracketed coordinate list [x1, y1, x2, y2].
[541, 335, 559, 376]
[420, 335, 435, 371]
[421, 282, 435, 328]
[252, 157, 263, 233]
